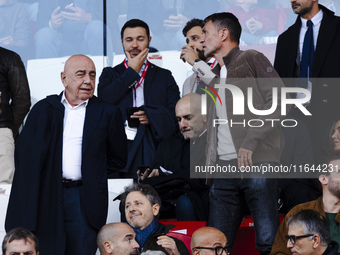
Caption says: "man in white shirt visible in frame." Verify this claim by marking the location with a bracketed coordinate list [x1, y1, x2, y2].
[200, 12, 285, 254]
[6, 54, 127, 255]
[180, 18, 217, 96]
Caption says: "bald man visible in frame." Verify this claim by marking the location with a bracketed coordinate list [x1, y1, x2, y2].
[97, 223, 139, 255]
[5, 54, 127, 255]
[137, 93, 209, 221]
[191, 227, 229, 255]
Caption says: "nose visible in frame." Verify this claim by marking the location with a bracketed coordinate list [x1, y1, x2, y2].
[200, 34, 205, 44]
[132, 39, 138, 47]
[188, 40, 195, 49]
[287, 239, 293, 249]
[132, 239, 140, 250]
[129, 203, 136, 212]
[200, 37, 205, 44]
[84, 74, 91, 84]
[332, 130, 337, 140]
[179, 118, 188, 130]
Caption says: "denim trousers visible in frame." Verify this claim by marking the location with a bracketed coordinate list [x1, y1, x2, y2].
[208, 163, 279, 255]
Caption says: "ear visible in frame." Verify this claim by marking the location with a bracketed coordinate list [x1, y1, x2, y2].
[220, 28, 229, 42]
[61, 72, 67, 88]
[148, 36, 152, 45]
[319, 174, 328, 185]
[202, 114, 207, 123]
[152, 203, 160, 217]
[104, 241, 114, 253]
[312, 235, 321, 249]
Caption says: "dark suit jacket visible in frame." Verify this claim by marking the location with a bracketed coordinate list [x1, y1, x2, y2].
[274, 5, 340, 160]
[98, 62, 180, 177]
[5, 94, 127, 255]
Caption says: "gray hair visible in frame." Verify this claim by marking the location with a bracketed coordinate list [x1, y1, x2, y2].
[287, 209, 331, 247]
[120, 183, 162, 216]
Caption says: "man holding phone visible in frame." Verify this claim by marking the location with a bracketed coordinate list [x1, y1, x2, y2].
[98, 19, 180, 178]
[180, 18, 217, 96]
[34, 0, 112, 62]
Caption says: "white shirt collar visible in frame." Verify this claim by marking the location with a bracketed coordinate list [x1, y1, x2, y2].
[300, 9, 323, 28]
[61, 91, 89, 109]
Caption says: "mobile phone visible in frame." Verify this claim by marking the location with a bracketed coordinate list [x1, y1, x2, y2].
[138, 165, 150, 174]
[126, 106, 140, 128]
[64, 3, 75, 12]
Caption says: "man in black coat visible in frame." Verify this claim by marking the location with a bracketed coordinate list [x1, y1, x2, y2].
[5, 54, 127, 255]
[274, 1, 340, 163]
[98, 19, 180, 178]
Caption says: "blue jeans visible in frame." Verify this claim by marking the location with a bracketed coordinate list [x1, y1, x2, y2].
[63, 187, 98, 255]
[208, 163, 279, 255]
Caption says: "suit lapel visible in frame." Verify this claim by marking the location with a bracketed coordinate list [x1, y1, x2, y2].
[82, 97, 104, 154]
[287, 19, 301, 75]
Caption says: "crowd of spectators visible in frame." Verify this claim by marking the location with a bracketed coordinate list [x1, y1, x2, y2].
[4, 0, 340, 66]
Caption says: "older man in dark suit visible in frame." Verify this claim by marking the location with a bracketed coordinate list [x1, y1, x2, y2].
[5, 54, 127, 255]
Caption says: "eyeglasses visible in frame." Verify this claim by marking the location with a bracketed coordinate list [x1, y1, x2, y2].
[285, 234, 314, 245]
[193, 246, 230, 255]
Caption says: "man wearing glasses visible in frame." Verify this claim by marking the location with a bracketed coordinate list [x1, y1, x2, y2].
[271, 156, 340, 254]
[285, 209, 339, 255]
[191, 227, 229, 255]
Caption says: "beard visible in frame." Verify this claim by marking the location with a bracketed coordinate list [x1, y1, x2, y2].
[197, 48, 207, 62]
[292, 1, 313, 16]
[328, 178, 340, 198]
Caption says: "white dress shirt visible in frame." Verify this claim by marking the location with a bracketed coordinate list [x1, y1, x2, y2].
[61, 92, 88, 180]
[217, 65, 237, 160]
[125, 59, 147, 140]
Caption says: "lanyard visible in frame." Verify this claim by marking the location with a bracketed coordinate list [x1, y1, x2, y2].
[196, 59, 218, 87]
[123, 59, 150, 107]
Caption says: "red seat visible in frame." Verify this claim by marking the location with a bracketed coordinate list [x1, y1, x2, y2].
[166, 232, 192, 254]
[159, 221, 207, 255]
[159, 220, 207, 236]
[160, 214, 285, 255]
[232, 214, 286, 255]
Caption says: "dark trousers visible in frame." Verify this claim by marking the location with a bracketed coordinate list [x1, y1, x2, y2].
[208, 163, 279, 255]
[63, 187, 98, 255]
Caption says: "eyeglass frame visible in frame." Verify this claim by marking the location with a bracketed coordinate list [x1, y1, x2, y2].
[285, 234, 314, 245]
[192, 245, 230, 255]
